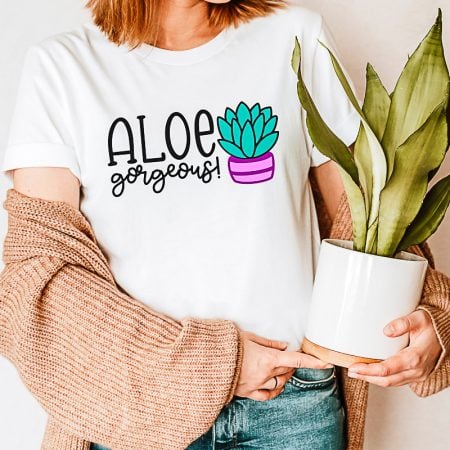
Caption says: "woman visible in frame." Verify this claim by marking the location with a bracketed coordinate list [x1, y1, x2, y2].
[0, 1, 444, 449]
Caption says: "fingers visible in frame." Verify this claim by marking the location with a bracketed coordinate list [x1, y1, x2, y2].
[259, 369, 295, 390]
[348, 369, 420, 387]
[243, 331, 288, 350]
[275, 350, 333, 369]
[349, 351, 410, 377]
[383, 310, 427, 338]
[348, 346, 430, 386]
[236, 331, 332, 402]
[271, 366, 297, 377]
[250, 385, 286, 402]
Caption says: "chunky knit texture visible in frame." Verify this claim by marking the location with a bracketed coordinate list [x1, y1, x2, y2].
[0, 185, 449, 450]
[0, 188, 243, 450]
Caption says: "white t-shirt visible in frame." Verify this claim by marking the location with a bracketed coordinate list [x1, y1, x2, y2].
[1, 5, 359, 350]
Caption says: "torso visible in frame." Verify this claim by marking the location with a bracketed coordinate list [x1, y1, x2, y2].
[33, 6, 332, 350]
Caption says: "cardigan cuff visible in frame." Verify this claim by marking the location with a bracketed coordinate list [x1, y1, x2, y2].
[416, 304, 450, 373]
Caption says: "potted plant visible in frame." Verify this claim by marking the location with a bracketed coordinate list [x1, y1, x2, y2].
[291, 10, 450, 367]
[216, 101, 279, 183]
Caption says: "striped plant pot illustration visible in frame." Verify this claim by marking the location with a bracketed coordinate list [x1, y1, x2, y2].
[228, 152, 274, 183]
[217, 101, 279, 184]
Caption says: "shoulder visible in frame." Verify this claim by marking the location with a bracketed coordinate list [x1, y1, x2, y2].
[274, 3, 323, 25]
[255, 3, 323, 35]
[236, 3, 324, 49]
[23, 22, 114, 68]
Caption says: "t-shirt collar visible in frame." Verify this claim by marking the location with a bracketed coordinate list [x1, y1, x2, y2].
[124, 25, 234, 66]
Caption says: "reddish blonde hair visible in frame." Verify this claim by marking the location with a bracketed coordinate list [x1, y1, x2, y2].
[84, 0, 287, 49]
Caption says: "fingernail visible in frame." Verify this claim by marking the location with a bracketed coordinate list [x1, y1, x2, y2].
[383, 324, 394, 335]
[348, 372, 358, 378]
[348, 367, 358, 373]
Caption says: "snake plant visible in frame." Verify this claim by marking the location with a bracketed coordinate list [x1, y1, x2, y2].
[292, 10, 450, 257]
[217, 101, 279, 158]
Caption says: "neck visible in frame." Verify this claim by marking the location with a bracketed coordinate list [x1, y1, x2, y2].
[154, 0, 223, 50]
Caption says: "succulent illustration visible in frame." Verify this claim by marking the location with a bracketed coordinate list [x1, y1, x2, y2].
[217, 101, 279, 158]
[292, 9, 450, 258]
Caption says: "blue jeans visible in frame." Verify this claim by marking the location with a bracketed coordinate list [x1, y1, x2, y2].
[90, 366, 345, 449]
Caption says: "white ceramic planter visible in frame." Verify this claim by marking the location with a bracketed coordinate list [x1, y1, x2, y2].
[303, 239, 428, 363]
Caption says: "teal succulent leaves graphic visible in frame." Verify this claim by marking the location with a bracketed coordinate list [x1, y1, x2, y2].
[217, 102, 279, 158]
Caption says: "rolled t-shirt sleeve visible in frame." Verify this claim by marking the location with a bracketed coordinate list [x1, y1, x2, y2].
[305, 17, 360, 167]
[1, 44, 81, 182]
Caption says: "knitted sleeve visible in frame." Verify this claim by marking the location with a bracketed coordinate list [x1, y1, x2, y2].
[407, 241, 450, 397]
[0, 189, 244, 450]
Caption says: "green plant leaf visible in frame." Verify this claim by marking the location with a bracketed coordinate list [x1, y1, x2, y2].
[357, 129, 386, 251]
[428, 82, 450, 181]
[365, 216, 378, 254]
[377, 99, 448, 256]
[353, 123, 372, 220]
[237, 102, 251, 127]
[396, 174, 450, 253]
[382, 10, 450, 180]
[352, 64, 391, 249]
[319, 41, 364, 117]
[218, 139, 245, 158]
[320, 42, 388, 246]
[217, 117, 232, 141]
[254, 132, 279, 157]
[363, 63, 391, 141]
[445, 90, 450, 152]
[241, 121, 256, 157]
[337, 167, 368, 251]
[292, 37, 369, 251]
[291, 36, 301, 76]
[292, 37, 360, 185]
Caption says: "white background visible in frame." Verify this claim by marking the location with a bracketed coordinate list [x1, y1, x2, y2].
[0, 0, 449, 448]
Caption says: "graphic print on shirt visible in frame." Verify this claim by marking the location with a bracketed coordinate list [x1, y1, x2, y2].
[106, 102, 279, 196]
[217, 101, 279, 184]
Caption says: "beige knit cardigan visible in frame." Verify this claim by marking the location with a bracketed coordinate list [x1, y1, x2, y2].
[0, 186, 448, 450]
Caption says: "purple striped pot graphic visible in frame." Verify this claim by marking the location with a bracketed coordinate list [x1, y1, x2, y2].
[227, 151, 275, 184]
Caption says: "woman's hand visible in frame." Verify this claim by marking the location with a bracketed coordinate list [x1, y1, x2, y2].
[234, 330, 332, 401]
[347, 310, 442, 387]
